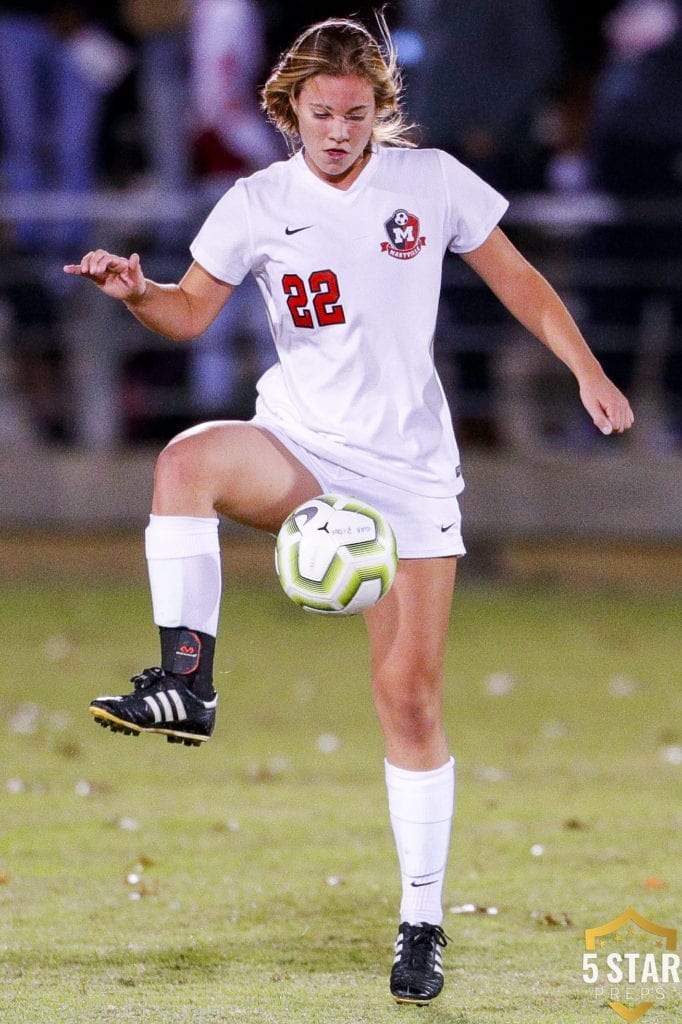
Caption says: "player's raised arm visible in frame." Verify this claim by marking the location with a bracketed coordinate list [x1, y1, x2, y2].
[461, 228, 635, 436]
[63, 252, 235, 342]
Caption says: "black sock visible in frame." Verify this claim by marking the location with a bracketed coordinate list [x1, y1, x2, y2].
[159, 627, 217, 701]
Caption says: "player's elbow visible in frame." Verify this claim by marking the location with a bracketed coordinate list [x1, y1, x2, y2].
[164, 321, 209, 343]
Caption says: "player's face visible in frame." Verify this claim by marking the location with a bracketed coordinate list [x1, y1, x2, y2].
[293, 74, 376, 188]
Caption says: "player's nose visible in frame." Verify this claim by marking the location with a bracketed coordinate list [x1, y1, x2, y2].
[329, 116, 350, 141]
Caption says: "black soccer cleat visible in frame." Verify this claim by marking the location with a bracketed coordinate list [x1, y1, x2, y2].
[390, 921, 450, 1005]
[89, 667, 217, 747]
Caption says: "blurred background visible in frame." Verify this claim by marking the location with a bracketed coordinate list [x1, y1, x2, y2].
[0, 0, 680, 584]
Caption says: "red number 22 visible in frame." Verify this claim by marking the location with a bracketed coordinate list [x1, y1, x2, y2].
[282, 270, 346, 329]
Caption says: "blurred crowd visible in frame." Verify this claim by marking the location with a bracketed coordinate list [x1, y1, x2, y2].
[0, 0, 680, 448]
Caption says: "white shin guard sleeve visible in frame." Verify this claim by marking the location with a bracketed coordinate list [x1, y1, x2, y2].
[145, 514, 221, 636]
[385, 757, 456, 926]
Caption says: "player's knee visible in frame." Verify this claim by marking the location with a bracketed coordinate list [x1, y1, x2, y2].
[373, 672, 443, 744]
[154, 431, 204, 491]
[385, 698, 441, 747]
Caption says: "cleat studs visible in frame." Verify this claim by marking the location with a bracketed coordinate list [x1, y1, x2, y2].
[92, 716, 141, 738]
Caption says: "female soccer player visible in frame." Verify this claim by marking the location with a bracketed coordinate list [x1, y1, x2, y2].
[64, 15, 633, 1005]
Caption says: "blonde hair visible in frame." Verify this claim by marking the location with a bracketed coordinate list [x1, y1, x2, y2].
[261, 13, 416, 151]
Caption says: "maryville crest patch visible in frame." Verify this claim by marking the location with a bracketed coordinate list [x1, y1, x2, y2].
[381, 208, 426, 260]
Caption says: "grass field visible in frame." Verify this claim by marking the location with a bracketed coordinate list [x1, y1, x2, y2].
[1, 534, 680, 1023]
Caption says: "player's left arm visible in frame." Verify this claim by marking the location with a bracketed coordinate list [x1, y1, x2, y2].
[461, 227, 634, 435]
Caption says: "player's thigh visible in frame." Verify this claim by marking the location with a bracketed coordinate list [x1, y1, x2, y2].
[364, 556, 458, 691]
[153, 421, 322, 530]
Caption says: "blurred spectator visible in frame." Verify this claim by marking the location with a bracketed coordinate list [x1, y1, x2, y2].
[180, 0, 282, 422]
[0, 270, 72, 442]
[587, 0, 682, 195]
[544, 0, 620, 192]
[190, 0, 282, 178]
[581, 0, 682, 445]
[389, 1, 563, 448]
[0, 4, 132, 445]
[0, 2, 132, 253]
[396, 0, 564, 193]
[188, 274, 274, 421]
[112, 2, 285, 436]
[120, 0, 191, 196]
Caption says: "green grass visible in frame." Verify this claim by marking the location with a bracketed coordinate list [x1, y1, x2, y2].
[0, 554, 680, 1022]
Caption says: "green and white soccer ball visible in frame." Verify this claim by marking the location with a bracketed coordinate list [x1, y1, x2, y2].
[275, 494, 398, 615]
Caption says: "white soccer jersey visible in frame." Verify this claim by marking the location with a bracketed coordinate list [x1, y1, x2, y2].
[190, 145, 508, 496]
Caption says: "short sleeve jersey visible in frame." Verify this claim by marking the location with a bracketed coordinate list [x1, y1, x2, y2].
[190, 146, 508, 496]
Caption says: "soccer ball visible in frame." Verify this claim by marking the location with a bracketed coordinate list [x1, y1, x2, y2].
[275, 494, 398, 615]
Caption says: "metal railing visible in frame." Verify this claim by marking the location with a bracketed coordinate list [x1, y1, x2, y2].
[1, 188, 680, 454]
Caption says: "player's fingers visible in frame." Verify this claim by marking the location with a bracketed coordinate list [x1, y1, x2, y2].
[128, 252, 145, 281]
[583, 392, 611, 434]
[612, 396, 634, 433]
[588, 397, 618, 435]
[601, 397, 634, 435]
[79, 250, 103, 271]
[78, 249, 124, 278]
[72, 251, 102, 277]
[595, 413, 613, 436]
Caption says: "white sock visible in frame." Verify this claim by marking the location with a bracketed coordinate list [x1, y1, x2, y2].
[385, 757, 455, 926]
[144, 514, 221, 635]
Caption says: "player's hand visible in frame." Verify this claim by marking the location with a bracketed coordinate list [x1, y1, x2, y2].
[578, 369, 634, 435]
[63, 250, 147, 303]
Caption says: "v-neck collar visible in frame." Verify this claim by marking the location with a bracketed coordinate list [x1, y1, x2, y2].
[292, 145, 380, 198]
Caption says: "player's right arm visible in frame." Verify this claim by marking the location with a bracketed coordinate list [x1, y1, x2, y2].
[63, 251, 234, 342]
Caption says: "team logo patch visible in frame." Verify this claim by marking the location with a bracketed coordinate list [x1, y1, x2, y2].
[381, 208, 426, 260]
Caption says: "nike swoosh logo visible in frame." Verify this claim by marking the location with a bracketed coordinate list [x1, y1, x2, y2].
[440, 522, 456, 533]
[285, 225, 313, 235]
[410, 879, 438, 888]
